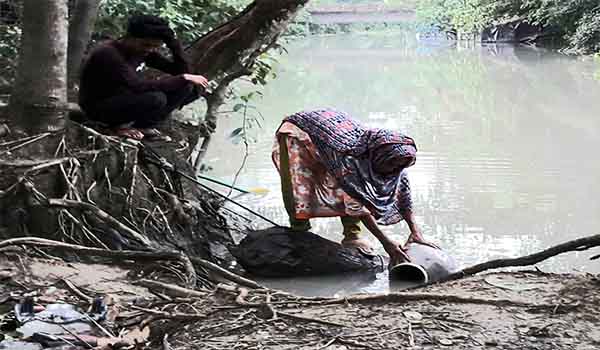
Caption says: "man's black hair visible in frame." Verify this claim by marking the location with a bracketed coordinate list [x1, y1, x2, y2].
[126, 14, 174, 41]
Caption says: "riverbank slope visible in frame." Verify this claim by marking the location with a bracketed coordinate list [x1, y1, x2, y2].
[1, 253, 598, 349]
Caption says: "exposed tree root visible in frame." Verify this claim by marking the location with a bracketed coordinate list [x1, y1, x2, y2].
[0, 124, 239, 290]
[446, 233, 600, 282]
[0, 237, 198, 288]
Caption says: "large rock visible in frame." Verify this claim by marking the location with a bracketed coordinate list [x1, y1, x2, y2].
[233, 227, 385, 277]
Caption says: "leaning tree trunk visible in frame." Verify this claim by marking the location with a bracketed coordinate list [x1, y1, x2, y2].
[181, 0, 310, 170]
[189, 0, 310, 79]
[9, 0, 68, 134]
[67, 0, 101, 95]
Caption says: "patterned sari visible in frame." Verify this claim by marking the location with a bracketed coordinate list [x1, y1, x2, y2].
[272, 109, 417, 226]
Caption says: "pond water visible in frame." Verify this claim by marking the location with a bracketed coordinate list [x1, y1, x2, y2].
[200, 31, 600, 296]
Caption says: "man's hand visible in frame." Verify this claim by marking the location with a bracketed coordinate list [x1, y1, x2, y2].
[160, 27, 177, 47]
[183, 74, 209, 89]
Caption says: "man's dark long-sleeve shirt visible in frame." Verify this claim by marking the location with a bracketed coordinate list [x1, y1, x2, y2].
[78, 40, 190, 110]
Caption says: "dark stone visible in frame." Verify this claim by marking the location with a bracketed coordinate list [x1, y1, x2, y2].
[232, 226, 385, 277]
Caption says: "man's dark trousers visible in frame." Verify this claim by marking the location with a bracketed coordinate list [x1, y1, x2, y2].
[85, 83, 198, 128]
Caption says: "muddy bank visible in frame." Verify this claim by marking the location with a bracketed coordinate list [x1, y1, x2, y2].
[1, 252, 599, 349]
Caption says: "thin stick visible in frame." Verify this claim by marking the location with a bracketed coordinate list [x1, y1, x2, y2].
[0, 134, 40, 147]
[22, 157, 73, 174]
[318, 338, 337, 350]
[146, 157, 279, 226]
[156, 205, 174, 236]
[407, 322, 415, 347]
[86, 181, 97, 205]
[226, 103, 250, 198]
[163, 334, 172, 350]
[131, 305, 207, 322]
[127, 161, 138, 210]
[140, 146, 279, 227]
[60, 164, 77, 200]
[85, 313, 116, 338]
[59, 324, 94, 349]
[61, 210, 109, 249]
[136, 279, 209, 298]
[61, 278, 92, 302]
[256, 293, 547, 308]
[0, 237, 194, 281]
[190, 256, 264, 290]
[47, 198, 152, 247]
[278, 311, 348, 327]
[0, 132, 51, 155]
[104, 167, 112, 198]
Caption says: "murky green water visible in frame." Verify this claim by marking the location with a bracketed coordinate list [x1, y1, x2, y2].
[201, 32, 600, 296]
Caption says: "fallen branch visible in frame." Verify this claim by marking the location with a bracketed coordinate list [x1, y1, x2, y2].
[61, 278, 93, 303]
[190, 256, 264, 290]
[447, 233, 600, 281]
[0, 132, 52, 155]
[136, 279, 209, 299]
[130, 305, 207, 323]
[0, 237, 197, 288]
[277, 292, 547, 308]
[278, 311, 349, 327]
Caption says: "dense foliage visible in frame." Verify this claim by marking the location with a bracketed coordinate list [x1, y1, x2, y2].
[0, 0, 253, 85]
[95, 0, 251, 44]
[417, 0, 600, 54]
[0, 0, 21, 86]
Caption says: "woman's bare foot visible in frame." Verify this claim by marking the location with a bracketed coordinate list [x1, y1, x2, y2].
[341, 237, 376, 256]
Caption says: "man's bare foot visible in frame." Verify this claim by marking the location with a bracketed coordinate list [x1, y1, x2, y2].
[114, 128, 144, 140]
[139, 128, 172, 142]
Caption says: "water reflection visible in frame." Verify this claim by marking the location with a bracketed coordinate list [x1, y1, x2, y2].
[199, 32, 600, 295]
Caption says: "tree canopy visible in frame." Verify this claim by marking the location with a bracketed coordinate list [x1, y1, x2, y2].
[417, 0, 600, 54]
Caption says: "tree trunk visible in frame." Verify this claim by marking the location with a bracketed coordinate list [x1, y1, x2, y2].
[189, 0, 309, 79]
[67, 0, 101, 95]
[0, 0, 313, 290]
[9, 0, 68, 134]
[182, 0, 309, 169]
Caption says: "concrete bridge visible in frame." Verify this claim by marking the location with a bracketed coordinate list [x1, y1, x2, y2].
[307, 4, 416, 24]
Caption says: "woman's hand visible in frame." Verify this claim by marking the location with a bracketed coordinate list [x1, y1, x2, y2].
[402, 210, 440, 250]
[383, 240, 410, 266]
[359, 214, 410, 265]
[406, 230, 440, 250]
